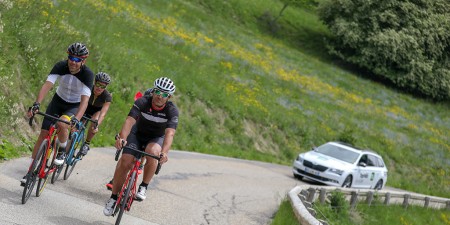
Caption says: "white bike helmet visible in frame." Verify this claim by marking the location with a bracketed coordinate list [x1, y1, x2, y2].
[154, 77, 176, 95]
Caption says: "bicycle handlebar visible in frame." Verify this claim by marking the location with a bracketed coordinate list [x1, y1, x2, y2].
[29, 111, 71, 127]
[115, 146, 161, 162]
[114, 137, 163, 175]
[81, 115, 99, 129]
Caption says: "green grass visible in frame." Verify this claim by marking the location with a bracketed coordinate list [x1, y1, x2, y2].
[272, 196, 450, 225]
[313, 200, 450, 225]
[271, 199, 300, 225]
[0, 0, 448, 202]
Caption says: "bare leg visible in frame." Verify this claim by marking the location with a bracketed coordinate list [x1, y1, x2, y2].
[111, 154, 135, 195]
[141, 142, 161, 184]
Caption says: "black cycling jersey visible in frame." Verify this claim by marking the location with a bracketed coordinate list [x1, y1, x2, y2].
[47, 60, 94, 103]
[128, 95, 179, 137]
[85, 88, 112, 116]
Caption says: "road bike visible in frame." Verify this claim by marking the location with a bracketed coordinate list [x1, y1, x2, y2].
[112, 145, 162, 225]
[22, 112, 70, 204]
[51, 115, 98, 183]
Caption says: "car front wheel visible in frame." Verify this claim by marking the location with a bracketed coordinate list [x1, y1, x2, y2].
[342, 175, 352, 188]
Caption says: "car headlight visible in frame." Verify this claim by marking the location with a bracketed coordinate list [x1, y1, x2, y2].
[296, 155, 304, 163]
[328, 168, 344, 176]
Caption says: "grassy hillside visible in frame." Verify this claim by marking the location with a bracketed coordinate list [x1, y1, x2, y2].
[0, 0, 448, 198]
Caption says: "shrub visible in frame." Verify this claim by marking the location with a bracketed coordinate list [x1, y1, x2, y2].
[318, 0, 450, 100]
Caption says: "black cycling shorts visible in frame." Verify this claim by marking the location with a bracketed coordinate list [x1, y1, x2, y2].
[42, 94, 79, 130]
[123, 125, 164, 159]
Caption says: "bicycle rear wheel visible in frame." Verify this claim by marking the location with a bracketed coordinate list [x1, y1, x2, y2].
[51, 164, 64, 184]
[50, 142, 63, 184]
[22, 140, 48, 204]
[64, 134, 82, 180]
[115, 171, 136, 225]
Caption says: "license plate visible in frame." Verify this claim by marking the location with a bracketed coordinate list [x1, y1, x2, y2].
[305, 167, 320, 176]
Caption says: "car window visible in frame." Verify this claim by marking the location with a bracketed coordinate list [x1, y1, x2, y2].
[367, 155, 377, 167]
[376, 157, 385, 167]
[316, 144, 360, 164]
[359, 155, 367, 164]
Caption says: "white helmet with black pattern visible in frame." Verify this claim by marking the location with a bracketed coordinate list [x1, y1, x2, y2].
[154, 77, 176, 95]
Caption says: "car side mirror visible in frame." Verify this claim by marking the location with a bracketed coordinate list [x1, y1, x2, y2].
[358, 162, 367, 167]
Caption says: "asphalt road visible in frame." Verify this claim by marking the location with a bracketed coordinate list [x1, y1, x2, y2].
[0, 147, 305, 225]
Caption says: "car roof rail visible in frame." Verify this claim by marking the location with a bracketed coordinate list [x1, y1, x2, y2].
[362, 149, 379, 155]
[333, 141, 362, 150]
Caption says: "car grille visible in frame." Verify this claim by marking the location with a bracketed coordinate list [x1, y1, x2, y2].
[303, 160, 328, 172]
[296, 168, 334, 182]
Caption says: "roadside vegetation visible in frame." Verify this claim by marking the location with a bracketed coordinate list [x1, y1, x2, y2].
[272, 191, 450, 225]
[0, 0, 448, 204]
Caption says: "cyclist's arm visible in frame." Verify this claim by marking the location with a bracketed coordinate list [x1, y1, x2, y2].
[35, 81, 54, 104]
[115, 116, 137, 149]
[96, 102, 111, 127]
[74, 95, 89, 121]
[160, 128, 176, 163]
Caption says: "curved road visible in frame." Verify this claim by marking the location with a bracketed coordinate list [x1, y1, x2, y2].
[0, 148, 306, 225]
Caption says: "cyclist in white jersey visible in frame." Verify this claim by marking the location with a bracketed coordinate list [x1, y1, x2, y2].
[23, 42, 94, 185]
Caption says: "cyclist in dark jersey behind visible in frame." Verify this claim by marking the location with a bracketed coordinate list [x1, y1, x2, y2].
[79, 72, 113, 156]
[103, 77, 179, 216]
[24, 42, 94, 185]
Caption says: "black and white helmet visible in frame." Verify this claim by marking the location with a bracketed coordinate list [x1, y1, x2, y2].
[154, 77, 176, 95]
[95, 72, 111, 84]
[67, 42, 89, 58]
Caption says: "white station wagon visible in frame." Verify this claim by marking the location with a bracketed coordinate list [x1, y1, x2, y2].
[293, 142, 388, 189]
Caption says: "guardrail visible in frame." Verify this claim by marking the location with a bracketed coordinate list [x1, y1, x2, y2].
[288, 185, 450, 225]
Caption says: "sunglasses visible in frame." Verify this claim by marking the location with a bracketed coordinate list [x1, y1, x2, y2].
[154, 89, 170, 98]
[68, 55, 84, 63]
[95, 82, 107, 89]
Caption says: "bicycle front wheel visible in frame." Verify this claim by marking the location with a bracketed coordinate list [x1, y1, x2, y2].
[115, 171, 136, 225]
[35, 140, 51, 197]
[64, 133, 82, 180]
[22, 140, 48, 204]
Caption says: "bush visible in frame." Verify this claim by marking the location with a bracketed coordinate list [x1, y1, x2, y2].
[329, 190, 350, 216]
[318, 0, 450, 100]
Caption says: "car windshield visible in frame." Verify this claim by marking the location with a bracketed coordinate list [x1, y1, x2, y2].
[316, 144, 360, 164]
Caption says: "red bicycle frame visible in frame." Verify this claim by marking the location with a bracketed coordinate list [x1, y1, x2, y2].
[117, 159, 142, 211]
[30, 112, 70, 179]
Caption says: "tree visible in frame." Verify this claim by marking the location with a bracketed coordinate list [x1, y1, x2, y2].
[318, 0, 450, 100]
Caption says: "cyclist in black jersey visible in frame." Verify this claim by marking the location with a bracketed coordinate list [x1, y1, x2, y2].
[105, 87, 152, 190]
[80, 72, 113, 156]
[23, 42, 94, 186]
[104, 77, 179, 216]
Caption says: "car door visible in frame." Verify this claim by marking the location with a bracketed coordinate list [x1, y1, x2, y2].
[362, 155, 381, 188]
[369, 155, 386, 187]
[354, 154, 375, 188]
[353, 155, 369, 188]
